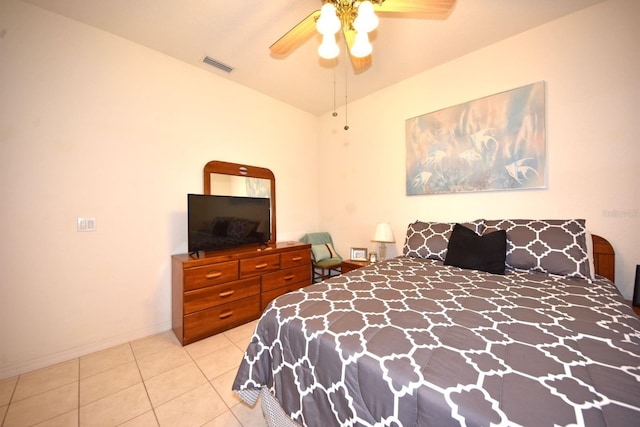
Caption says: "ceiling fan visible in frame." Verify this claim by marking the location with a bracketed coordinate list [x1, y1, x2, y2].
[270, 0, 457, 72]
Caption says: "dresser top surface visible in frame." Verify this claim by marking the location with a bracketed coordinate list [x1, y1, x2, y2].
[173, 241, 310, 267]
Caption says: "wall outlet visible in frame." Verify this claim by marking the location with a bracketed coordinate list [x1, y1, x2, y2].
[77, 217, 97, 232]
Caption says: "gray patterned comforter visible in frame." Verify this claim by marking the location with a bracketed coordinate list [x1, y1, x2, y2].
[233, 257, 640, 426]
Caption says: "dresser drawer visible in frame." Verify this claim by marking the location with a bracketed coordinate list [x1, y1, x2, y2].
[262, 265, 311, 293]
[280, 249, 311, 269]
[183, 295, 261, 344]
[240, 253, 280, 278]
[183, 277, 260, 314]
[262, 282, 307, 311]
[184, 261, 238, 291]
[172, 241, 312, 345]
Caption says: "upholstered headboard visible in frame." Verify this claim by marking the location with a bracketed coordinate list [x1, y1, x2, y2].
[592, 234, 615, 282]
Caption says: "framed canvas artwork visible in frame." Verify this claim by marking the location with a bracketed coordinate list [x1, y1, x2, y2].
[406, 81, 546, 195]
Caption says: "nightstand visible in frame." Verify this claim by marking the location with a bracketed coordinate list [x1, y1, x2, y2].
[341, 259, 370, 273]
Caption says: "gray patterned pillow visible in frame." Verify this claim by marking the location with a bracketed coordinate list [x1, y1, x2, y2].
[403, 220, 485, 261]
[483, 219, 591, 279]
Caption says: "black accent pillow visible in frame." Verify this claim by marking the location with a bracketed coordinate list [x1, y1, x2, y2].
[444, 223, 507, 275]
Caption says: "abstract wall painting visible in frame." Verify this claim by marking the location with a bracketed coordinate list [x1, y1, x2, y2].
[406, 81, 546, 195]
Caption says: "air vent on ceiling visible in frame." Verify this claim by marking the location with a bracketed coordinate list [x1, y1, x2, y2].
[203, 56, 234, 73]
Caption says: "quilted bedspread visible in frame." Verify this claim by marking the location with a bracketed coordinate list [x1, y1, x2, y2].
[233, 257, 640, 427]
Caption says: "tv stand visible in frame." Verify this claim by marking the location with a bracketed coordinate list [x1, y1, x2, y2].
[172, 241, 311, 345]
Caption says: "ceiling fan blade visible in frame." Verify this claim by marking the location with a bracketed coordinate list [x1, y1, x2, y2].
[270, 10, 321, 56]
[343, 27, 372, 72]
[374, 0, 456, 17]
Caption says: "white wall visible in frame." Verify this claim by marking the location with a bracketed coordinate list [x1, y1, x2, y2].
[2, 0, 638, 380]
[319, 0, 640, 297]
[0, 0, 319, 378]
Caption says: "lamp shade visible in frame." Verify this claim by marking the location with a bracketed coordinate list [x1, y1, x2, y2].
[317, 3, 341, 35]
[350, 31, 372, 58]
[372, 222, 395, 243]
[354, 1, 379, 33]
[318, 34, 339, 59]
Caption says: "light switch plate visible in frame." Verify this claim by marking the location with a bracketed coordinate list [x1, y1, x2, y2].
[77, 217, 97, 232]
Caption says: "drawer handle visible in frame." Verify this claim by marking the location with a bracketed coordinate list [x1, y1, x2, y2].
[255, 262, 269, 270]
[292, 256, 302, 262]
[284, 274, 295, 281]
[219, 290, 234, 298]
[219, 310, 234, 319]
[205, 271, 223, 279]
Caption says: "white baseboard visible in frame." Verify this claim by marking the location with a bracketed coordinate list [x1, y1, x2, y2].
[0, 321, 172, 380]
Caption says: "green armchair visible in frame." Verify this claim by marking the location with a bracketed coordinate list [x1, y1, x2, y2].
[300, 232, 343, 283]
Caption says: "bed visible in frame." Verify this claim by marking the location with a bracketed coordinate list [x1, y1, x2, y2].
[233, 219, 640, 426]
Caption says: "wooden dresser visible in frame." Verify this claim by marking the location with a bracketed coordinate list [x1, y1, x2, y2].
[172, 241, 311, 345]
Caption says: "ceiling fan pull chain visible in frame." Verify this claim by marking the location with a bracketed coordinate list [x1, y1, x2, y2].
[332, 64, 338, 117]
[344, 52, 349, 131]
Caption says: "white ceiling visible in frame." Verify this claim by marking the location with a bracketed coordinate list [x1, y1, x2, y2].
[21, 0, 604, 116]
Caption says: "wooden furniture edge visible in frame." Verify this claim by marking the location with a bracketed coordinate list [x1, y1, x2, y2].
[341, 259, 370, 274]
[592, 234, 614, 282]
[172, 241, 309, 267]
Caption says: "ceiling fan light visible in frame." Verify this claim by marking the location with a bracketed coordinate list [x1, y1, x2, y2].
[320, 2, 336, 15]
[354, 1, 379, 33]
[318, 34, 339, 59]
[350, 31, 372, 58]
[317, 3, 341, 35]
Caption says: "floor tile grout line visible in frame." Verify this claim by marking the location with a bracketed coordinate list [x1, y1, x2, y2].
[1, 325, 256, 427]
[129, 341, 161, 427]
[1, 377, 17, 426]
[186, 339, 234, 426]
[186, 335, 248, 427]
[2, 363, 80, 427]
[129, 334, 234, 426]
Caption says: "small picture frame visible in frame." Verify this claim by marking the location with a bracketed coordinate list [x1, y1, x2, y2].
[350, 247, 368, 261]
[369, 251, 378, 263]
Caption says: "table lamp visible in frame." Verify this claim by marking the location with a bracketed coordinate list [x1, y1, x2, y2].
[372, 222, 395, 261]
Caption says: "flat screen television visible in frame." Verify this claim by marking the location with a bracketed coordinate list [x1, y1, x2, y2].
[188, 194, 271, 254]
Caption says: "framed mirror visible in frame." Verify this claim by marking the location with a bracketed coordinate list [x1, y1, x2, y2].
[203, 161, 276, 244]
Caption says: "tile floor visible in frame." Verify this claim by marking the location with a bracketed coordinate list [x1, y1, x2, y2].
[0, 321, 267, 427]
